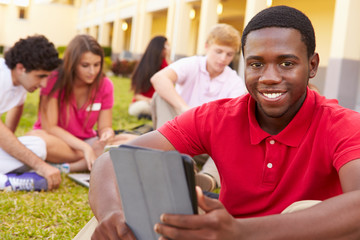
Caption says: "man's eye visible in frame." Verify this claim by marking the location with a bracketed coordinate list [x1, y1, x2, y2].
[250, 62, 263, 68]
[280, 62, 293, 67]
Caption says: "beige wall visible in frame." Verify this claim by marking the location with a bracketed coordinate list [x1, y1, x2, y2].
[150, 10, 167, 39]
[0, 6, 5, 45]
[0, 3, 77, 48]
[273, 0, 336, 67]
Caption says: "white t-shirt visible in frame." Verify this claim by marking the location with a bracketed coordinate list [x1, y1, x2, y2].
[0, 58, 27, 115]
[170, 55, 246, 108]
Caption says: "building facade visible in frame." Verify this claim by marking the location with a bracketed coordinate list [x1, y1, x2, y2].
[1, 0, 360, 111]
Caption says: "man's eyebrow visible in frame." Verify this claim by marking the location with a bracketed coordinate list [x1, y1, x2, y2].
[245, 54, 300, 61]
[245, 55, 263, 61]
[37, 74, 50, 78]
[278, 54, 300, 60]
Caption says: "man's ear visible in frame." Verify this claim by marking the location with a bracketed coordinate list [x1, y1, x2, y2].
[15, 63, 26, 73]
[204, 42, 209, 51]
[309, 53, 319, 79]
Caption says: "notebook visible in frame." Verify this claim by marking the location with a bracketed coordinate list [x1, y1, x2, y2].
[109, 145, 197, 240]
[67, 173, 90, 188]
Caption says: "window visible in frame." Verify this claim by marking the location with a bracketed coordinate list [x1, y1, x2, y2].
[18, 7, 28, 19]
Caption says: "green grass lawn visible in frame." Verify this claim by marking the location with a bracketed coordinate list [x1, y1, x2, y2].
[0, 76, 148, 239]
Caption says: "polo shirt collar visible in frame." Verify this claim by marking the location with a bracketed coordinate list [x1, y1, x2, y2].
[249, 88, 315, 147]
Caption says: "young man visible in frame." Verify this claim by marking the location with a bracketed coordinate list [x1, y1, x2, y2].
[0, 35, 62, 191]
[151, 23, 246, 129]
[151, 23, 246, 191]
[89, 6, 360, 239]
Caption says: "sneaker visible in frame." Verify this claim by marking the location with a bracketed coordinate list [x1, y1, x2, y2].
[195, 173, 217, 192]
[5, 172, 48, 191]
[50, 163, 70, 174]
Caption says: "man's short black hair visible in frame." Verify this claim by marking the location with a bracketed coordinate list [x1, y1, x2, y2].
[241, 5, 316, 58]
[4, 35, 61, 72]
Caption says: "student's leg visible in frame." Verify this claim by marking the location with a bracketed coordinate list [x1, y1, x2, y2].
[27, 129, 83, 164]
[128, 100, 151, 117]
[193, 155, 221, 192]
[199, 157, 221, 187]
[0, 136, 46, 174]
[150, 93, 178, 129]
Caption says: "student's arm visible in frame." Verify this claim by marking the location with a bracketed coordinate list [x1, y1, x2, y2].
[97, 108, 114, 142]
[40, 95, 96, 170]
[150, 67, 190, 114]
[0, 119, 61, 190]
[89, 130, 176, 239]
[154, 159, 360, 240]
[92, 108, 114, 157]
[4, 104, 23, 132]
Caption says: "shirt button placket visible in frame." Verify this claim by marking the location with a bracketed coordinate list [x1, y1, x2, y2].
[263, 138, 277, 186]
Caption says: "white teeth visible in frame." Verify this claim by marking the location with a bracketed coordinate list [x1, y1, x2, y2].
[263, 93, 283, 99]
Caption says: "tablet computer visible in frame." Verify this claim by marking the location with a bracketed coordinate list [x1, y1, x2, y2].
[109, 145, 197, 240]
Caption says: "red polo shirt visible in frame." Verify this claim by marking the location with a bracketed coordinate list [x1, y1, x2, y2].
[158, 89, 360, 218]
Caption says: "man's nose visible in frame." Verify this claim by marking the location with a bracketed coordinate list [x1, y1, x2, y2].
[259, 64, 281, 84]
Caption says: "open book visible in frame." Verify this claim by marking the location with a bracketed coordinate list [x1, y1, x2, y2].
[109, 145, 197, 240]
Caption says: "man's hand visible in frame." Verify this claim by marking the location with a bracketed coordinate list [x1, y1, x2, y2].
[154, 187, 240, 240]
[92, 211, 136, 240]
[35, 162, 61, 190]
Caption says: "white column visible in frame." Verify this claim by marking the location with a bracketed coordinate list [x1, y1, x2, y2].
[111, 19, 125, 55]
[196, 0, 219, 55]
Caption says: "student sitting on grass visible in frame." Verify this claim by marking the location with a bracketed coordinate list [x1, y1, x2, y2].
[28, 34, 117, 173]
[128, 35, 170, 120]
[88, 6, 360, 239]
[0, 35, 62, 191]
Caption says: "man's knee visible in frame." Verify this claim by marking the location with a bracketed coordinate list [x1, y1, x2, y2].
[18, 136, 47, 160]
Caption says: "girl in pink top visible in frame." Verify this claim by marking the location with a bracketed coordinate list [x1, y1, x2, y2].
[29, 35, 115, 172]
[128, 36, 169, 119]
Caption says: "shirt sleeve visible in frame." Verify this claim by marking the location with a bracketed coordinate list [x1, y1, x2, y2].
[168, 56, 197, 85]
[329, 107, 360, 171]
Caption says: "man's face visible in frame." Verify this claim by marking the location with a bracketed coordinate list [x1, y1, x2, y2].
[205, 43, 236, 77]
[243, 27, 318, 126]
[14, 64, 51, 92]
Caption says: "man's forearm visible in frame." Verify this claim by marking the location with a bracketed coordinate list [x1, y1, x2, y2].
[0, 121, 46, 170]
[238, 190, 360, 239]
[89, 152, 123, 221]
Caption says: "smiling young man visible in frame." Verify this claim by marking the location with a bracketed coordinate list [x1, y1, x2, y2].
[88, 6, 360, 239]
[0, 35, 62, 191]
